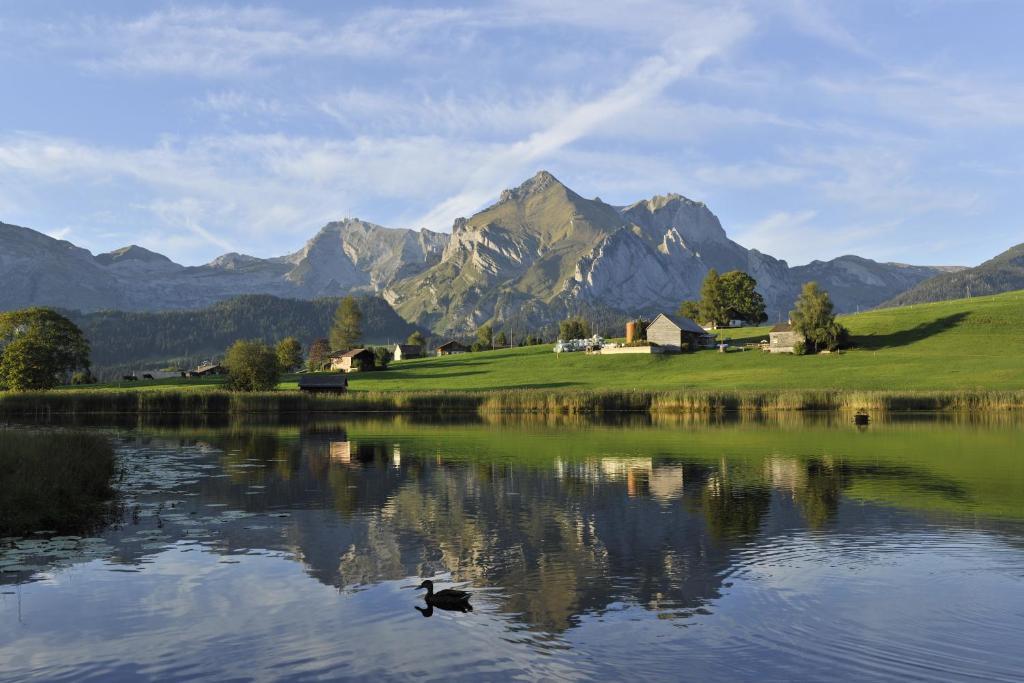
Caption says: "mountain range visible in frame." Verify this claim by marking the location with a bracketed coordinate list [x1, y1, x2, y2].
[1, 171, 963, 333]
[883, 242, 1024, 307]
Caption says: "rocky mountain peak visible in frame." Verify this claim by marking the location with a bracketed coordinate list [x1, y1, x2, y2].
[207, 252, 264, 270]
[498, 170, 565, 203]
[95, 244, 174, 266]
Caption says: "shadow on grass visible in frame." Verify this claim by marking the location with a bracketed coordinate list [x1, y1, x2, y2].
[854, 312, 969, 350]
[358, 369, 488, 382]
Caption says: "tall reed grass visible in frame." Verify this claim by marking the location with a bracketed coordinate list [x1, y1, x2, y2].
[0, 430, 118, 536]
[1, 387, 1022, 418]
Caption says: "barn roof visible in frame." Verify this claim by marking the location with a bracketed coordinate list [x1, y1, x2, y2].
[651, 313, 706, 334]
[298, 374, 349, 388]
[394, 344, 422, 353]
[330, 348, 373, 358]
[436, 340, 467, 350]
[770, 323, 795, 333]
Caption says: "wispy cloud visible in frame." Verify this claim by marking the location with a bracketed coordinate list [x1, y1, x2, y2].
[732, 210, 900, 264]
[414, 5, 756, 227]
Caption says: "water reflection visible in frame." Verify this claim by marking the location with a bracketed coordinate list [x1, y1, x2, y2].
[2, 415, 1023, 681]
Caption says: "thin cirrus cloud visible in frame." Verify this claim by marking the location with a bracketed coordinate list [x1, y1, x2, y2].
[0, 1, 1021, 268]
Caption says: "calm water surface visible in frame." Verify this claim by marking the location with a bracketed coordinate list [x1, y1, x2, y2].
[1, 414, 1023, 682]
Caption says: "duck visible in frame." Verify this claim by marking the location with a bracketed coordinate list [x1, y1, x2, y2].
[416, 580, 473, 613]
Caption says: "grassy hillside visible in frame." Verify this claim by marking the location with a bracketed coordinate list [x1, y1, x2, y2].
[332, 290, 1023, 392]
[58, 290, 1024, 394]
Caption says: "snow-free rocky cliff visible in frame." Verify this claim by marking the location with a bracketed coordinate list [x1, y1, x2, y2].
[0, 172, 951, 332]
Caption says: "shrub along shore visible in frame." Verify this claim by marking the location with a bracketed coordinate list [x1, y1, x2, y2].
[2, 387, 1023, 418]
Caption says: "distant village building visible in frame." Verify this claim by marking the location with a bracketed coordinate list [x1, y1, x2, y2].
[393, 343, 424, 361]
[701, 319, 748, 331]
[646, 313, 715, 351]
[769, 323, 805, 353]
[435, 340, 469, 356]
[188, 362, 225, 377]
[330, 348, 375, 372]
[298, 374, 349, 394]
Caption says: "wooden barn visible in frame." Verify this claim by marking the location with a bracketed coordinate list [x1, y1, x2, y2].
[298, 374, 349, 394]
[329, 348, 375, 372]
[646, 313, 714, 352]
[435, 340, 469, 356]
[769, 323, 805, 353]
[393, 343, 424, 361]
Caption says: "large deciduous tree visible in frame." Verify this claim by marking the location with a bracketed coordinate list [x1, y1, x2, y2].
[406, 330, 426, 347]
[307, 338, 331, 371]
[0, 308, 91, 391]
[275, 337, 303, 372]
[224, 340, 280, 391]
[791, 282, 849, 353]
[330, 296, 362, 351]
[681, 270, 767, 327]
[720, 271, 768, 324]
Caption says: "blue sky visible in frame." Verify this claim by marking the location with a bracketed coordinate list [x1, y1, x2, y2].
[0, 1, 1021, 267]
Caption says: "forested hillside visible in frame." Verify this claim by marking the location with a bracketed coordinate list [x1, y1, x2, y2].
[68, 295, 420, 377]
[884, 243, 1024, 306]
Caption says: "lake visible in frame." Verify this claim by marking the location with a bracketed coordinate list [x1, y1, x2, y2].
[1, 413, 1023, 681]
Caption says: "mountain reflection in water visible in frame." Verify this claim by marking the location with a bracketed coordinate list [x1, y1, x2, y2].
[1, 414, 1022, 682]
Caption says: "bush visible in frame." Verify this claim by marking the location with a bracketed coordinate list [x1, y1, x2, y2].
[793, 341, 806, 356]
[373, 346, 392, 369]
[71, 371, 97, 385]
[225, 340, 280, 391]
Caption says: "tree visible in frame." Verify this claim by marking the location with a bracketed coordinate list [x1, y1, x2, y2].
[307, 338, 331, 371]
[559, 317, 591, 340]
[0, 308, 91, 391]
[275, 337, 303, 372]
[678, 300, 702, 321]
[476, 324, 493, 349]
[330, 296, 362, 351]
[224, 340, 280, 391]
[790, 282, 849, 353]
[698, 269, 730, 327]
[494, 331, 508, 347]
[720, 271, 768, 324]
[372, 346, 392, 369]
[406, 330, 426, 347]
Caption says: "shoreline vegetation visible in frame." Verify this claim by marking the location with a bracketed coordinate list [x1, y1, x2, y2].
[0, 430, 117, 536]
[2, 387, 1023, 417]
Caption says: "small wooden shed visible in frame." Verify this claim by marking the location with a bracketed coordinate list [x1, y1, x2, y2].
[188, 362, 225, 377]
[393, 343, 424, 361]
[646, 313, 714, 352]
[769, 323, 805, 353]
[436, 340, 469, 356]
[298, 374, 349, 394]
[329, 348, 375, 372]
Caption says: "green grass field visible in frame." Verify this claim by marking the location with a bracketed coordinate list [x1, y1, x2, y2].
[63, 290, 1024, 394]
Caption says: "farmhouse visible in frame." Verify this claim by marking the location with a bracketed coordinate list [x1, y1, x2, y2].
[646, 313, 715, 351]
[769, 323, 805, 353]
[330, 348, 375, 372]
[298, 374, 349, 394]
[393, 343, 424, 361]
[436, 340, 469, 356]
[188, 362, 224, 377]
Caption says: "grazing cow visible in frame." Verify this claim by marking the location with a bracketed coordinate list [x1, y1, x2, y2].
[142, 374, 154, 380]
[122, 375, 138, 381]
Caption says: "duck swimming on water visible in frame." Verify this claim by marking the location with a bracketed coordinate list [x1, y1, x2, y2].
[416, 580, 473, 613]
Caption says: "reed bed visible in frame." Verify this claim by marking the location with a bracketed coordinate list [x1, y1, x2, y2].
[2, 387, 1023, 418]
[0, 430, 118, 536]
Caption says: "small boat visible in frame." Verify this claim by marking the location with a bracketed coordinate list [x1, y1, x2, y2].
[854, 411, 870, 426]
[416, 580, 473, 613]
